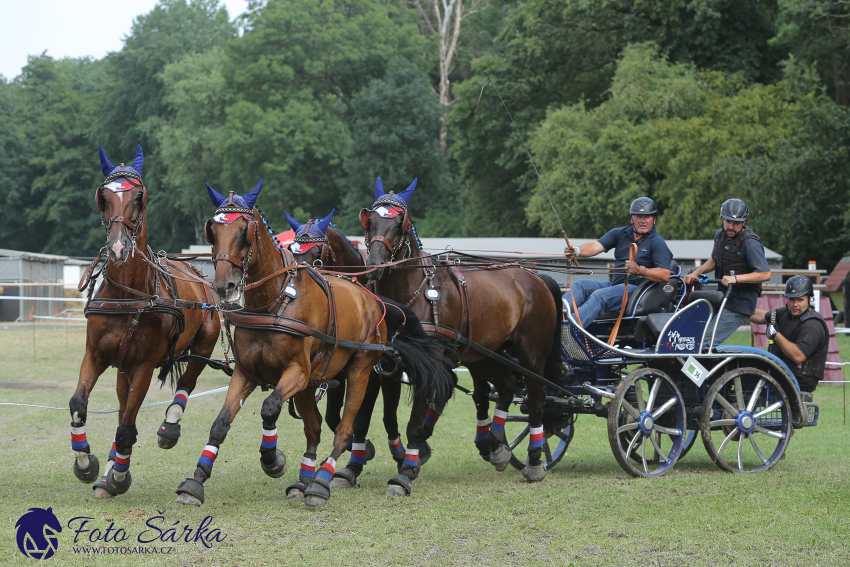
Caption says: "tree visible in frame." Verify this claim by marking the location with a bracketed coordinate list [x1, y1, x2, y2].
[0, 78, 36, 250]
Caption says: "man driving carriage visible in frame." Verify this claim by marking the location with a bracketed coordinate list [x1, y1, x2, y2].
[750, 276, 828, 400]
[563, 197, 673, 327]
[683, 198, 771, 349]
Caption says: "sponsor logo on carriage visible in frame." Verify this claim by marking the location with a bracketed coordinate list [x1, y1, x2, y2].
[663, 284, 674, 293]
[213, 212, 251, 224]
[666, 330, 696, 351]
[103, 179, 135, 192]
[14, 508, 228, 558]
[15, 507, 62, 559]
[374, 205, 403, 219]
[290, 241, 317, 254]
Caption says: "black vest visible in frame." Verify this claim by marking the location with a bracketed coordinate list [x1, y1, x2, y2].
[712, 226, 762, 294]
[768, 306, 829, 385]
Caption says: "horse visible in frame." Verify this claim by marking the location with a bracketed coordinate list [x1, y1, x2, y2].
[361, 176, 565, 487]
[174, 182, 453, 507]
[284, 210, 421, 485]
[69, 145, 221, 498]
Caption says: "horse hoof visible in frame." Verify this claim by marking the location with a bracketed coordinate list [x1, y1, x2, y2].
[286, 478, 310, 502]
[386, 473, 412, 497]
[365, 439, 376, 462]
[330, 467, 358, 489]
[304, 477, 331, 507]
[157, 421, 180, 449]
[175, 478, 205, 505]
[175, 493, 203, 506]
[260, 449, 287, 478]
[489, 444, 511, 471]
[93, 487, 114, 499]
[418, 442, 432, 467]
[522, 462, 547, 483]
[105, 469, 132, 495]
[73, 454, 100, 484]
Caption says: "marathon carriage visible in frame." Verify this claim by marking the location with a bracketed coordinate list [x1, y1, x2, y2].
[502, 264, 821, 478]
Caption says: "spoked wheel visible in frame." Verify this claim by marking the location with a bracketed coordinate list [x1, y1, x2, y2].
[506, 413, 574, 472]
[700, 367, 791, 473]
[608, 367, 686, 478]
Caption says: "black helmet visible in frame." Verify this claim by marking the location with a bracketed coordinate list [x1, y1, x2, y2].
[630, 197, 657, 215]
[720, 198, 749, 221]
[785, 275, 814, 298]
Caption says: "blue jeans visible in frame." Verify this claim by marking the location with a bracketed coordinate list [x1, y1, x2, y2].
[702, 309, 750, 350]
[563, 280, 639, 327]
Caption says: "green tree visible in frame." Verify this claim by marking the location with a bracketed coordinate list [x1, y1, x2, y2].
[0, 78, 36, 250]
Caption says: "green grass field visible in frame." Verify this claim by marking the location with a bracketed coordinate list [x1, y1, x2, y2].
[1, 324, 849, 566]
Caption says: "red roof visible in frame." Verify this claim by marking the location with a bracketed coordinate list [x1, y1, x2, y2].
[751, 296, 843, 384]
[824, 256, 850, 293]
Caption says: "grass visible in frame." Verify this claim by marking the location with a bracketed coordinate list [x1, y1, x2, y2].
[0, 323, 849, 566]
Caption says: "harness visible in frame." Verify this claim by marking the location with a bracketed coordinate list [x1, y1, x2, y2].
[291, 219, 336, 267]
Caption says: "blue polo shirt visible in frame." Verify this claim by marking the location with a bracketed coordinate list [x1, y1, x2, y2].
[597, 226, 673, 286]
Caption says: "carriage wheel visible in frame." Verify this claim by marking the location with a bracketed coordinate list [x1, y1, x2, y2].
[700, 367, 791, 473]
[607, 367, 686, 478]
[506, 413, 574, 472]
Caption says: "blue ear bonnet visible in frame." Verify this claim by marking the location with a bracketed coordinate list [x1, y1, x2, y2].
[373, 176, 417, 207]
[285, 209, 335, 238]
[99, 145, 144, 178]
[206, 179, 263, 210]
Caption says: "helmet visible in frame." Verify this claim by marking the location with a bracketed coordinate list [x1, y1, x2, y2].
[629, 197, 657, 215]
[720, 198, 749, 221]
[785, 275, 814, 299]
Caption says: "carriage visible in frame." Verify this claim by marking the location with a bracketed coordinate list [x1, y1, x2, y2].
[500, 265, 821, 478]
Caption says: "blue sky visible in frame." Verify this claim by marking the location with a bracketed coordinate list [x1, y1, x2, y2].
[0, 0, 248, 81]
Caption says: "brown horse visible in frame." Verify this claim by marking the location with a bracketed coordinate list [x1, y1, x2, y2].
[285, 212, 418, 485]
[69, 145, 220, 498]
[174, 183, 451, 507]
[362, 177, 565, 487]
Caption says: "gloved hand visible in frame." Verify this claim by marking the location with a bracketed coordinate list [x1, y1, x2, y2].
[564, 245, 580, 262]
[766, 323, 778, 342]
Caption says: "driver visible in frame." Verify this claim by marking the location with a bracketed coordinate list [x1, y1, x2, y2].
[750, 276, 828, 400]
[563, 197, 672, 327]
[684, 198, 771, 349]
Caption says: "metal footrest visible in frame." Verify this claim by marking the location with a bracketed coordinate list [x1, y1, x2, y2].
[804, 402, 819, 427]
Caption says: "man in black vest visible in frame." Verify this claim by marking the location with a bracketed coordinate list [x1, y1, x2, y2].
[684, 198, 771, 349]
[751, 276, 828, 397]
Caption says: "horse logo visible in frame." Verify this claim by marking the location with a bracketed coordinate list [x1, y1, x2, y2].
[15, 507, 62, 559]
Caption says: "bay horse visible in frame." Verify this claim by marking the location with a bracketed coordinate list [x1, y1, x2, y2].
[284, 210, 420, 485]
[174, 182, 452, 507]
[362, 177, 565, 487]
[70, 145, 220, 498]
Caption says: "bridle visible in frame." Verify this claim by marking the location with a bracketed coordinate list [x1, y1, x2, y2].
[292, 219, 336, 267]
[205, 201, 259, 294]
[360, 195, 413, 262]
[96, 169, 147, 255]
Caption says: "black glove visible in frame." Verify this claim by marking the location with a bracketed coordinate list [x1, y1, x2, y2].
[766, 309, 778, 342]
[766, 324, 777, 342]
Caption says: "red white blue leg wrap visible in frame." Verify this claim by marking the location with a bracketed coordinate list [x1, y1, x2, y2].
[172, 390, 188, 410]
[261, 427, 277, 450]
[388, 436, 405, 456]
[315, 458, 336, 483]
[300, 455, 317, 479]
[198, 445, 218, 470]
[71, 424, 89, 452]
[475, 418, 491, 441]
[349, 442, 367, 465]
[403, 447, 420, 468]
[492, 409, 508, 433]
[425, 408, 439, 427]
[529, 425, 545, 450]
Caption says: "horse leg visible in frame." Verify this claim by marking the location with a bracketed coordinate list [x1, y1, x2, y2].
[158, 315, 219, 449]
[286, 389, 323, 502]
[332, 372, 382, 489]
[175, 368, 257, 506]
[323, 379, 345, 433]
[470, 361, 516, 471]
[304, 354, 373, 507]
[380, 375, 406, 468]
[69, 350, 108, 485]
[521, 376, 547, 482]
[387, 388, 430, 497]
[92, 363, 157, 498]
[468, 365, 493, 463]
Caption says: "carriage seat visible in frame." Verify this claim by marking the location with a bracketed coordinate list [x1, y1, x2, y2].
[596, 261, 681, 321]
[687, 290, 723, 313]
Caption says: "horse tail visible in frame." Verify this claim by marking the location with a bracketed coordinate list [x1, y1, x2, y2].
[379, 297, 455, 410]
[537, 273, 567, 386]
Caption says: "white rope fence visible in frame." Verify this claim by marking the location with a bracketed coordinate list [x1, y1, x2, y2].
[0, 386, 229, 414]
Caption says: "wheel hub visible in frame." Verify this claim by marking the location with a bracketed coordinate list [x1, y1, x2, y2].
[638, 411, 655, 435]
[736, 410, 756, 434]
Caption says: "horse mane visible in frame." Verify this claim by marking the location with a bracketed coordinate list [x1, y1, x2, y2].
[327, 226, 362, 261]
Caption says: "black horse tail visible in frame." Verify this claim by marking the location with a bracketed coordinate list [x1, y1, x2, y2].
[379, 297, 455, 410]
[538, 273, 567, 386]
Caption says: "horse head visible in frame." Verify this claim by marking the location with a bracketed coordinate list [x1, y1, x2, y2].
[204, 180, 263, 303]
[285, 209, 335, 266]
[96, 145, 147, 265]
[361, 176, 417, 282]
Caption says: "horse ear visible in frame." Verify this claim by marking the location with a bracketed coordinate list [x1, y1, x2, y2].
[206, 183, 227, 208]
[316, 209, 335, 234]
[243, 179, 263, 209]
[284, 210, 303, 232]
[99, 146, 115, 177]
[360, 208, 371, 231]
[374, 176, 384, 201]
[204, 219, 215, 244]
[132, 145, 144, 175]
[397, 178, 417, 205]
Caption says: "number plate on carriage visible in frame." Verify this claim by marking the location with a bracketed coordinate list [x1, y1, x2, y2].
[682, 356, 708, 386]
